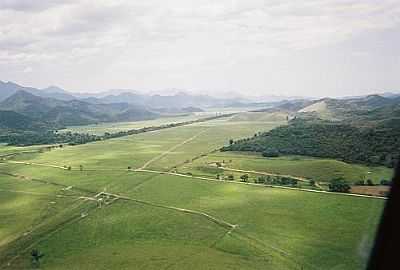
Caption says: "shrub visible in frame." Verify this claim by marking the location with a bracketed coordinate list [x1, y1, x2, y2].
[328, 177, 351, 193]
[240, 174, 249, 182]
[262, 148, 280, 157]
[380, 179, 391, 186]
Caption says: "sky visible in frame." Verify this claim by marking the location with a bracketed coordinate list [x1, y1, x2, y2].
[0, 0, 399, 98]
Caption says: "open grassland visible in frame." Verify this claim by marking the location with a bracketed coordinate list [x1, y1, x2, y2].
[0, 112, 388, 269]
[179, 152, 393, 185]
[0, 145, 50, 158]
[228, 111, 288, 122]
[62, 114, 213, 135]
[0, 169, 384, 270]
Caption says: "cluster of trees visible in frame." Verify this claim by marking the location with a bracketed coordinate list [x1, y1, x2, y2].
[0, 131, 100, 146]
[262, 148, 280, 157]
[223, 120, 399, 167]
[328, 178, 351, 193]
[354, 179, 391, 186]
[215, 173, 299, 187]
[255, 175, 299, 187]
[1, 113, 234, 146]
[216, 174, 235, 181]
[217, 172, 356, 193]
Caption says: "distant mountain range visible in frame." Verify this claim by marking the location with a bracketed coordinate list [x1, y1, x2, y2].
[0, 80, 311, 108]
[0, 90, 158, 128]
[0, 81, 77, 101]
[1, 79, 399, 131]
[0, 80, 248, 131]
[0, 80, 237, 130]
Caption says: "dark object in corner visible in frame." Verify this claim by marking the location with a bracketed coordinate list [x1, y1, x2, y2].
[367, 158, 400, 269]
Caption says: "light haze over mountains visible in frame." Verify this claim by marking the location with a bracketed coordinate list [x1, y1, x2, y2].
[0, 1, 399, 97]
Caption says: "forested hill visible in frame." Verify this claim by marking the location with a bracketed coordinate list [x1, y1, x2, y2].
[0, 90, 159, 126]
[222, 118, 399, 167]
[0, 110, 59, 131]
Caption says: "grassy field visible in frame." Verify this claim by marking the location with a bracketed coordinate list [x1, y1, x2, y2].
[179, 152, 393, 185]
[0, 112, 389, 269]
[0, 145, 49, 157]
[62, 114, 211, 135]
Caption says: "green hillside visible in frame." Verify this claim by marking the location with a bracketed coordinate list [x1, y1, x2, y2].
[223, 119, 399, 167]
[0, 111, 57, 131]
[0, 90, 159, 126]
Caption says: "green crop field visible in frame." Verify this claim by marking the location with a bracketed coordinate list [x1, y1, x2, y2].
[0, 113, 389, 269]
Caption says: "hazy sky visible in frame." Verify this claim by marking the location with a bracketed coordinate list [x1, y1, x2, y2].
[0, 0, 399, 97]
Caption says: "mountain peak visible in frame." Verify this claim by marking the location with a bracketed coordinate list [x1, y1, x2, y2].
[2, 89, 42, 103]
[0, 80, 23, 90]
[42, 85, 67, 93]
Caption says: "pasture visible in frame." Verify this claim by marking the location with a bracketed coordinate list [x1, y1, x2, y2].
[0, 112, 388, 269]
[179, 152, 393, 185]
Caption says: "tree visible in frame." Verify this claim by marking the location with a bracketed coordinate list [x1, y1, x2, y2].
[366, 179, 374, 186]
[127, 166, 132, 170]
[355, 180, 365, 186]
[67, 166, 72, 171]
[227, 175, 234, 181]
[229, 139, 234, 145]
[262, 148, 280, 157]
[328, 177, 351, 193]
[221, 120, 400, 167]
[31, 249, 44, 266]
[290, 179, 298, 187]
[256, 176, 266, 184]
[309, 179, 316, 187]
[380, 179, 391, 186]
[240, 174, 249, 182]
[265, 175, 272, 184]
[79, 165, 83, 171]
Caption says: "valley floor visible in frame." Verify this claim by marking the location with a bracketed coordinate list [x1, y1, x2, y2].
[0, 114, 387, 269]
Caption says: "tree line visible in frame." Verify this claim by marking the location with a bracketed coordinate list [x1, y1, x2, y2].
[222, 119, 399, 168]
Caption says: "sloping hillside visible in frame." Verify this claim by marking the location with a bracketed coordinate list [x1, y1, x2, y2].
[0, 110, 57, 131]
[223, 119, 399, 167]
[0, 91, 159, 126]
[223, 95, 400, 168]
[298, 100, 336, 120]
